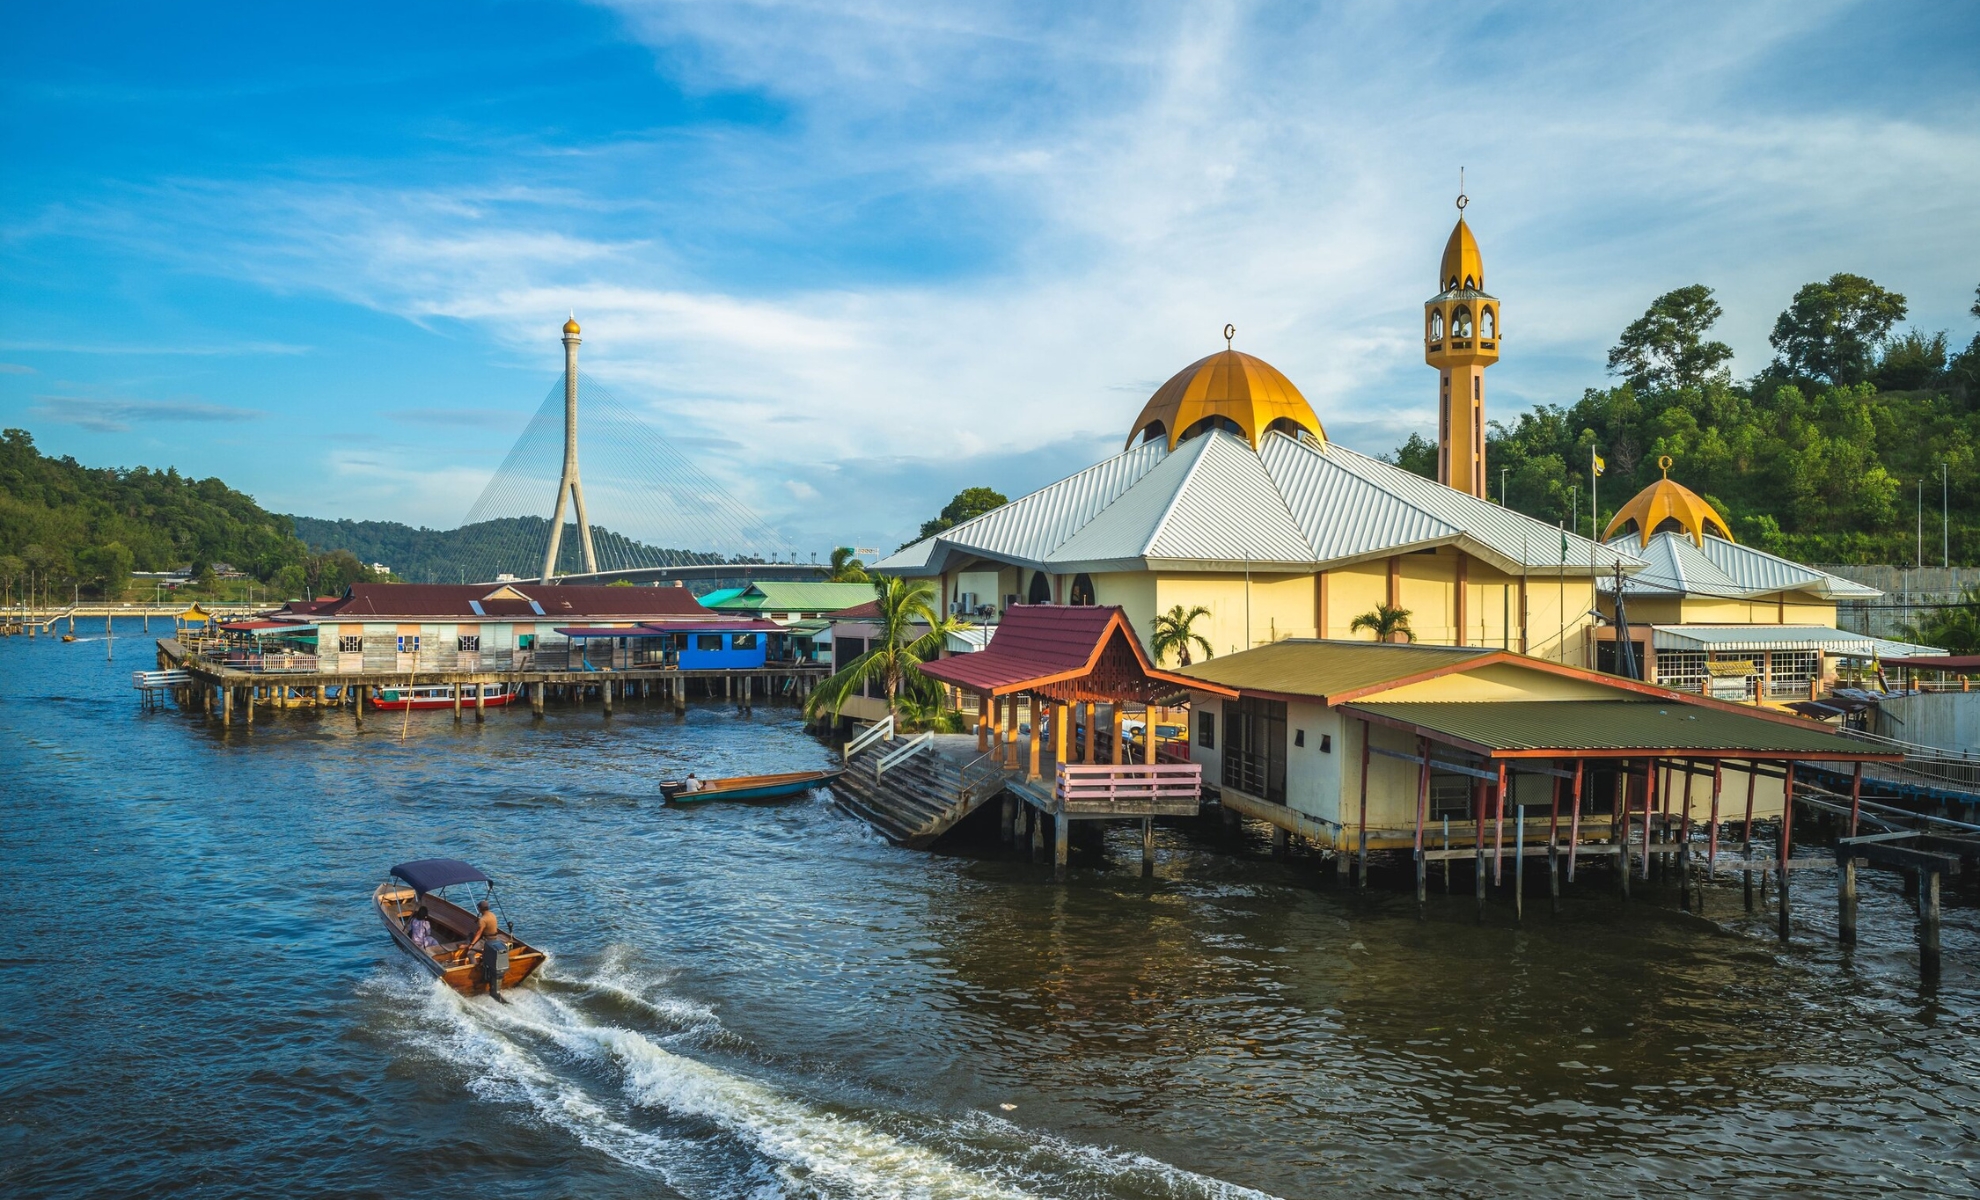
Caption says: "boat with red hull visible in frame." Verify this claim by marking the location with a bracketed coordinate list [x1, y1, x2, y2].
[368, 683, 521, 711]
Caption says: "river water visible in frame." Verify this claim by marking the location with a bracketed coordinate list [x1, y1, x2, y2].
[2, 622, 1976, 1198]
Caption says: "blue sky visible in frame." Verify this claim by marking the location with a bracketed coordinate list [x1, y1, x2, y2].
[4, 1, 1978, 555]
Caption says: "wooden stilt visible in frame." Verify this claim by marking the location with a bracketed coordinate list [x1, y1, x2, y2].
[1357, 718, 1371, 887]
[1006, 697, 1020, 770]
[1638, 761, 1653, 881]
[1847, 760, 1864, 838]
[1053, 701, 1069, 777]
[1742, 760, 1757, 910]
[1777, 762, 1796, 940]
[1706, 760, 1723, 884]
[1493, 762, 1507, 884]
[475, 683, 485, 722]
[1027, 698, 1042, 780]
[1679, 764, 1696, 910]
[1567, 759, 1584, 882]
[1030, 807, 1044, 861]
[1838, 856, 1858, 945]
[454, 685, 463, 722]
[1413, 737, 1430, 910]
[1082, 701, 1095, 764]
[1920, 869, 1941, 958]
[1054, 812, 1069, 879]
[1144, 708, 1157, 765]
[1142, 817, 1155, 877]
[1514, 802, 1525, 923]
[1271, 826, 1289, 856]
[222, 686, 232, 725]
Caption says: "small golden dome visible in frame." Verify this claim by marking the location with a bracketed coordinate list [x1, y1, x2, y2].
[563, 316, 581, 336]
[1439, 217, 1483, 293]
[1604, 466, 1733, 548]
[1125, 347, 1325, 451]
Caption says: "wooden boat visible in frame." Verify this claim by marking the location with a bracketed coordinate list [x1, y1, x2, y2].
[659, 768, 842, 803]
[374, 858, 545, 999]
[369, 683, 520, 712]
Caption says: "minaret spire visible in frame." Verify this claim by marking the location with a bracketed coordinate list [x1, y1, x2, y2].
[540, 316, 599, 581]
[1424, 187, 1499, 498]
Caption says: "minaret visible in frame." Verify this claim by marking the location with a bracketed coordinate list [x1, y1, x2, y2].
[1424, 188, 1499, 498]
[539, 316, 599, 581]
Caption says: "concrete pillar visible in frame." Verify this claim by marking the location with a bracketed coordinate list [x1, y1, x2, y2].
[454, 685, 463, 722]
[602, 679, 613, 716]
[1144, 707, 1158, 765]
[1054, 813, 1070, 880]
[1082, 701, 1096, 763]
[475, 683, 486, 723]
[222, 686, 232, 725]
[1838, 857, 1858, 944]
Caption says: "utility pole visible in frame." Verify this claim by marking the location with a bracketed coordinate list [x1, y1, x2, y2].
[1501, 467, 1508, 507]
[1917, 478, 1924, 573]
[1944, 461, 1951, 568]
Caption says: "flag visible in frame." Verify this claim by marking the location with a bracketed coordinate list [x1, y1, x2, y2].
[1591, 453, 1605, 477]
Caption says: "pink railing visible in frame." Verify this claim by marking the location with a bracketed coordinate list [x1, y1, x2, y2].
[1055, 762, 1202, 808]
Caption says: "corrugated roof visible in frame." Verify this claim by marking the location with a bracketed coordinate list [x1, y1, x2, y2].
[704, 582, 879, 611]
[876, 430, 1642, 578]
[919, 604, 1124, 692]
[315, 584, 707, 620]
[1600, 531, 1880, 600]
[1348, 699, 1890, 757]
[1651, 624, 1944, 657]
[1175, 638, 1494, 702]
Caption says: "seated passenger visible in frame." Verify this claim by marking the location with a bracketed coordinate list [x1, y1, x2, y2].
[682, 773, 703, 793]
[407, 905, 442, 950]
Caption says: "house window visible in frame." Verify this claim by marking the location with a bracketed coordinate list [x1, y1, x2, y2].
[457, 635, 480, 653]
[1222, 696, 1287, 804]
[1196, 710, 1216, 749]
[396, 635, 419, 653]
[731, 633, 759, 650]
[339, 636, 362, 653]
[518, 634, 536, 650]
[1655, 651, 1708, 693]
[1068, 574, 1096, 606]
[696, 634, 725, 651]
[1768, 651, 1820, 698]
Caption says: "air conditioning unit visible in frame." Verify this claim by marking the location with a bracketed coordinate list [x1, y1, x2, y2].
[1003, 593, 1020, 611]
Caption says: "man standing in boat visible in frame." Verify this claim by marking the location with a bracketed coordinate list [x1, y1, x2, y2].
[464, 900, 500, 954]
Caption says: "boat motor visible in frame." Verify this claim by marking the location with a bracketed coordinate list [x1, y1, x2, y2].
[480, 938, 510, 1003]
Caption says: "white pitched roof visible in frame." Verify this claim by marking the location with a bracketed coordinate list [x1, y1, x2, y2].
[874, 430, 1642, 577]
[1601, 531, 1880, 601]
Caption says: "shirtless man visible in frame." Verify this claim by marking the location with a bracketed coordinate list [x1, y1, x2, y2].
[464, 899, 500, 953]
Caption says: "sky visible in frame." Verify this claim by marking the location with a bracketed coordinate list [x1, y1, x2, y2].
[3, 1, 1978, 557]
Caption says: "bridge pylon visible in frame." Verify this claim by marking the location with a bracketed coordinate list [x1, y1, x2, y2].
[539, 316, 599, 581]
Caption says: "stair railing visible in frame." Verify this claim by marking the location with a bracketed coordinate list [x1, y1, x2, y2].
[876, 730, 934, 779]
[957, 751, 1008, 803]
[843, 715, 895, 762]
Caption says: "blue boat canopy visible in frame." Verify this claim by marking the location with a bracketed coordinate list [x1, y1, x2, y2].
[390, 858, 490, 893]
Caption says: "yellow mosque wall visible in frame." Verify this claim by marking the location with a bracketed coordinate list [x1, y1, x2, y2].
[1611, 595, 1839, 627]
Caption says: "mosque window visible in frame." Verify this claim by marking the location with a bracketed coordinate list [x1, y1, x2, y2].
[1028, 571, 1053, 605]
[1464, 275, 1476, 290]
[1068, 574, 1096, 606]
[1452, 308, 1473, 338]
[1429, 311, 1444, 341]
[1481, 307, 1495, 338]
[1139, 420, 1167, 445]
[1265, 417, 1309, 440]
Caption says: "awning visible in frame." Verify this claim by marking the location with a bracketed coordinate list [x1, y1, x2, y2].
[554, 625, 664, 638]
[390, 858, 490, 893]
[1881, 655, 1980, 671]
[1650, 624, 1944, 658]
[220, 620, 316, 634]
[1345, 699, 1902, 761]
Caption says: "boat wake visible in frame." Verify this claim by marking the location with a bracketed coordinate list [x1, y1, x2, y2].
[370, 961, 1278, 1200]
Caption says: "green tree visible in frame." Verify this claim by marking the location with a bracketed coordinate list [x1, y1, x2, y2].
[827, 546, 869, 583]
[1384, 432, 1438, 480]
[1899, 583, 1980, 656]
[1349, 604, 1415, 643]
[1873, 330, 1949, 392]
[0, 554, 22, 604]
[917, 486, 1008, 541]
[1607, 285, 1734, 392]
[76, 542, 135, 599]
[1151, 604, 1214, 666]
[803, 577, 963, 721]
[1769, 273, 1908, 385]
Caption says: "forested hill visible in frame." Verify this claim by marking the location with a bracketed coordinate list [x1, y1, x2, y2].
[287, 515, 726, 584]
[1389, 278, 1980, 565]
[0, 427, 306, 594]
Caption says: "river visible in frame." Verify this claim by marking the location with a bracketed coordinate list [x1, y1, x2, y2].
[2, 621, 1975, 1198]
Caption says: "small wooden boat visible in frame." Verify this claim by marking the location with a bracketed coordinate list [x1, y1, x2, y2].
[659, 768, 842, 803]
[369, 683, 520, 711]
[374, 858, 545, 999]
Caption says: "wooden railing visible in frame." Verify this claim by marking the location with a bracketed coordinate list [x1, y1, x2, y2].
[844, 715, 894, 762]
[1055, 762, 1203, 814]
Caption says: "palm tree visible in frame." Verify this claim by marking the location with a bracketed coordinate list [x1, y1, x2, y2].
[1151, 604, 1214, 666]
[1350, 604, 1415, 644]
[827, 547, 869, 583]
[1901, 583, 1980, 656]
[805, 576, 964, 722]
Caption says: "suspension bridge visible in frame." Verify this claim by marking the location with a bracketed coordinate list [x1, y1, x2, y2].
[457, 317, 826, 586]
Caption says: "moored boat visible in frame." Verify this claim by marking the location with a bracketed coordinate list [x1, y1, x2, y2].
[659, 768, 842, 803]
[374, 857, 545, 998]
[369, 683, 521, 711]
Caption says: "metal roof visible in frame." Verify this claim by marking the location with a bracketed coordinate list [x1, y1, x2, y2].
[1347, 699, 1894, 759]
[1651, 624, 1944, 657]
[702, 582, 880, 611]
[1600, 531, 1880, 600]
[874, 430, 1642, 577]
[1175, 638, 1496, 702]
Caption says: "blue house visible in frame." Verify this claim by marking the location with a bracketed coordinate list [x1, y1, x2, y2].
[555, 619, 777, 671]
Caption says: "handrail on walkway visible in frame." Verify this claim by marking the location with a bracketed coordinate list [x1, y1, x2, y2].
[877, 731, 934, 779]
[843, 715, 894, 762]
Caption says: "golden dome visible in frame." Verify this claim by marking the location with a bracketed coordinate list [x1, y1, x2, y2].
[1603, 467, 1733, 548]
[1125, 348, 1325, 451]
[1439, 217, 1484, 293]
[563, 316, 581, 336]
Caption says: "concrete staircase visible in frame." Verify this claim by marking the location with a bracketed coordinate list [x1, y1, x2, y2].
[831, 734, 1012, 848]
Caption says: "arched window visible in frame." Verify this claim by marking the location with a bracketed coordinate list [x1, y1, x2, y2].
[1139, 420, 1167, 445]
[1264, 417, 1310, 441]
[1068, 574, 1096, 606]
[1028, 571, 1053, 604]
[1429, 311, 1444, 341]
[1452, 307, 1473, 338]
[1178, 415, 1245, 443]
[1481, 307, 1495, 339]
[1464, 275, 1476, 290]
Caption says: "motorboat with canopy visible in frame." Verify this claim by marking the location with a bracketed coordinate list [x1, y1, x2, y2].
[374, 857, 545, 998]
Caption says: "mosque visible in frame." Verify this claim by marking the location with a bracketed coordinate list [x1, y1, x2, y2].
[876, 197, 1936, 698]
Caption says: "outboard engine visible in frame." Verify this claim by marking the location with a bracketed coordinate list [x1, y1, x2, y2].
[481, 939, 510, 1003]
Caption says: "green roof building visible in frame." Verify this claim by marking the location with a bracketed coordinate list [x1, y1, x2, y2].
[699, 582, 878, 620]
